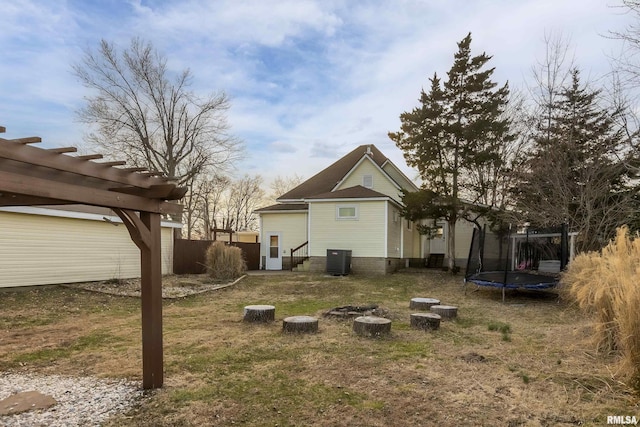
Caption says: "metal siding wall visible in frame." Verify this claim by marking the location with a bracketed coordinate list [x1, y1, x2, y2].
[400, 220, 422, 258]
[335, 160, 401, 201]
[259, 213, 308, 259]
[309, 201, 385, 257]
[387, 204, 401, 258]
[454, 220, 477, 258]
[0, 211, 174, 287]
[381, 163, 415, 192]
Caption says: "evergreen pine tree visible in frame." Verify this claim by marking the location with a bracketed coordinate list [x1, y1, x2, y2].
[389, 33, 511, 271]
[514, 69, 636, 251]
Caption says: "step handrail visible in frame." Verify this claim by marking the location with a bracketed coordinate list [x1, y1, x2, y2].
[290, 241, 309, 271]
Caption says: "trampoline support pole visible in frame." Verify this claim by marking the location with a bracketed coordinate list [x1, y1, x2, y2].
[502, 224, 512, 303]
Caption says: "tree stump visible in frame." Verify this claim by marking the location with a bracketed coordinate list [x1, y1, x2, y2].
[410, 312, 441, 330]
[409, 297, 440, 310]
[352, 316, 391, 337]
[430, 305, 458, 319]
[282, 316, 319, 333]
[243, 305, 275, 323]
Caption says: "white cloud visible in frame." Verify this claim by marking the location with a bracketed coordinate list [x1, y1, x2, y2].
[0, 0, 636, 181]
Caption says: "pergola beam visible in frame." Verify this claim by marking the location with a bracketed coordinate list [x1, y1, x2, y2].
[48, 147, 78, 154]
[0, 136, 42, 144]
[0, 170, 182, 215]
[0, 193, 73, 206]
[0, 138, 165, 189]
[111, 184, 188, 200]
[76, 154, 104, 160]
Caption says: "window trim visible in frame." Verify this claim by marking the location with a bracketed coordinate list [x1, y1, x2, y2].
[336, 204, 358, 220]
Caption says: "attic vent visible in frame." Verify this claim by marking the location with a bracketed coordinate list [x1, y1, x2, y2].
[363, 174, 373, 189]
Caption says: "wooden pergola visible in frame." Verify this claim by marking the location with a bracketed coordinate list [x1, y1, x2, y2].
[0, 125, 186, 389]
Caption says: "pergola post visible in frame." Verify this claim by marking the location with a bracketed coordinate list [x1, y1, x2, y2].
[114, 209, 164, 389]
[0, 126, 186, 390]
[140, 211, 163, 389]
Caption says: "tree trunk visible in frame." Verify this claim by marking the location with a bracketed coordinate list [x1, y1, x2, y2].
[282, 316, 319, 333]
[243, 305, 275, 323]
[447, 219, 457, 271]
[430, 305, 458, 319]
[352, 316, 391, 337]
[410, 313, 441, 330]
[409, 298, 440, 310]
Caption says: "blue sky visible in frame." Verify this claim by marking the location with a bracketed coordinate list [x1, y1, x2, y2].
[1, 0, 634, 185]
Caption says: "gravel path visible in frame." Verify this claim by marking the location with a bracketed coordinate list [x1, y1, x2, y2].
[0, 373, 143, 426]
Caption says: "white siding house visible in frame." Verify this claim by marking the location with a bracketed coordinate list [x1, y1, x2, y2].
[256, 144, 483, 274]
[0, 206, 181, 288]
[258, 207, 308, 270]
[256, 145, 422, 274]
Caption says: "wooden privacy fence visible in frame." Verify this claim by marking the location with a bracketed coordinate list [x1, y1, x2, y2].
[174, 239, 260, 273]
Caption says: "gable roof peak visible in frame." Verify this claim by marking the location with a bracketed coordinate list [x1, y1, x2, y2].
[276, 144, 391, 201]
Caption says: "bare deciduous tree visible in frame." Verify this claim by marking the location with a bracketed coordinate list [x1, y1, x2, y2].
[74, 38, 241, 185]
[198, 174, 231, 238]
[224, 175, 266, 232]
[268, 174, 304, 203]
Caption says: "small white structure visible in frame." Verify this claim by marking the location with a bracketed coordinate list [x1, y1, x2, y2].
[0, 205, 181, 288]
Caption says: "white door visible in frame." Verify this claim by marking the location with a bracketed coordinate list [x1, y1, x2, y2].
[265, 233, 282, 270]
[430, 222, 447, 254]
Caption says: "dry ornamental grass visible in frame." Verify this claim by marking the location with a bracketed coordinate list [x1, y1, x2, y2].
[0, 270, 638, 426]
[562, 226, 640, 389]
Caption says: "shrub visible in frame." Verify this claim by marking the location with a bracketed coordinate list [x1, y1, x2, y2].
[205, 241, 247, 281]
[561, 226, 640, 388]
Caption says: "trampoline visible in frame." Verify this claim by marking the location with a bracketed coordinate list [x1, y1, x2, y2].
[466, 271, 559, 290]
[464, 224, 573, 301]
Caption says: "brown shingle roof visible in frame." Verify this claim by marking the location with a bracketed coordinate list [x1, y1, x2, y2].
[254, 203, 309, 212]
[305, 185, 390, 200]
[277, 144, 389, 200]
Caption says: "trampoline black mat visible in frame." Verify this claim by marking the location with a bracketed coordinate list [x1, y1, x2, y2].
[466, 271, 559, 290]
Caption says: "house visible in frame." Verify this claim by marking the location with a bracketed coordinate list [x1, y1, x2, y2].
[0, 205, 181, 288]
[256, 144, 480, 274]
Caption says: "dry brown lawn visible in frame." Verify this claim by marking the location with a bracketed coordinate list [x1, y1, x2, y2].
[0, 271, 637, 426]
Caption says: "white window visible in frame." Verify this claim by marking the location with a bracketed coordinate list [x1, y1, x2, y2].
[363, 174, 373, 189]
[407, 220, 412, 230]
[393, 210, 399, 223]
[336, 205, 358, 220]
